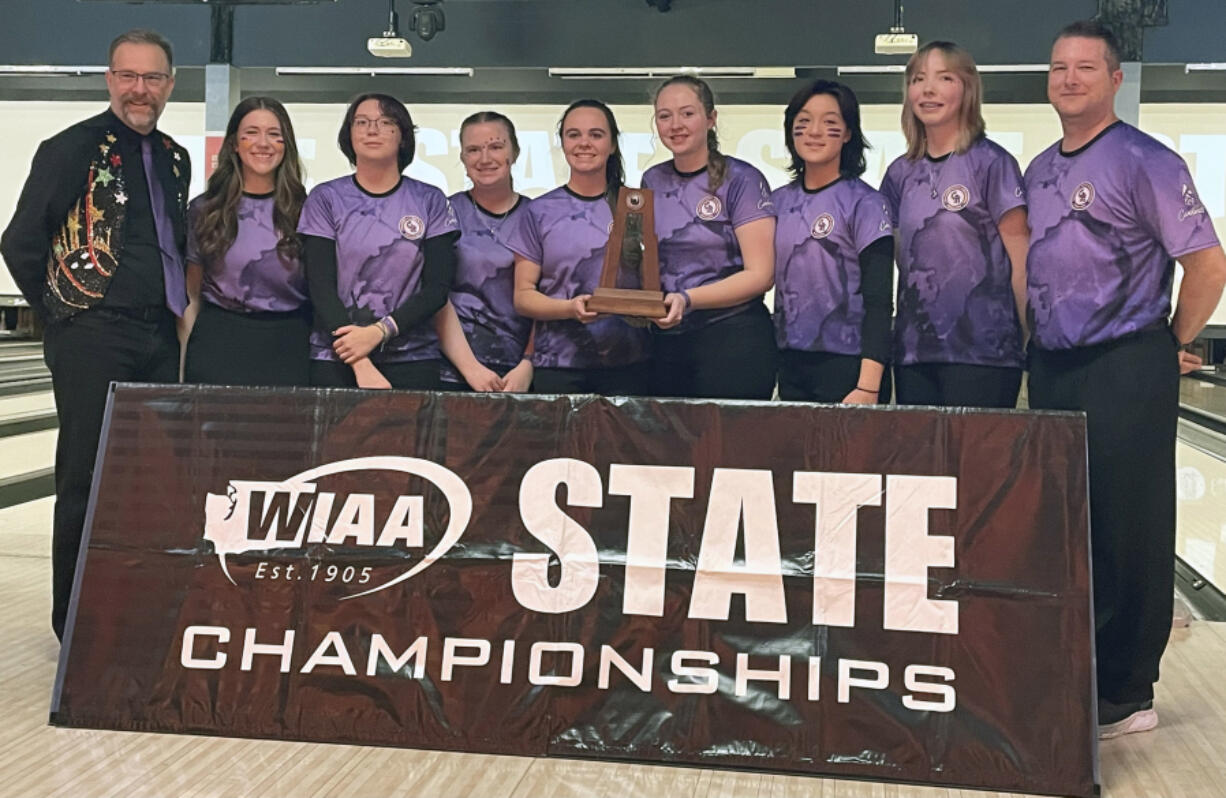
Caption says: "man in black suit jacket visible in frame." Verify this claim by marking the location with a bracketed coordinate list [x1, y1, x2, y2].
[1, 29, 191, 641]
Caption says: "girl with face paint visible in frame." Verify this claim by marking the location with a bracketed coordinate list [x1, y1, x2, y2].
[434, 112, 535, 392]
[881, 41, 1030, 408]
[502, 100, 651, 396]
[772, 80, 894, 404]
[182, 96, 310, 385]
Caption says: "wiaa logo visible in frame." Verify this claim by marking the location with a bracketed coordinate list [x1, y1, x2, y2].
[203, 457, 472, 599]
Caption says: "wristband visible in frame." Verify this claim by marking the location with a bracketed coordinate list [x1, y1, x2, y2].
[855, 385, 879, 394]
[380, 315, 400, 339]
[681, 289, 693, 310]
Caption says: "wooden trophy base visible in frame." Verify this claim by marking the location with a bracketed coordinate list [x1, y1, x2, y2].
[587, 287, 667, 318]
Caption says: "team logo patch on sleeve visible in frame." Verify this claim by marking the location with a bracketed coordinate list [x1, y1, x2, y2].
[810, 213, 835, 239]
[1179, 184, 1207, 221]
[1070, 182, 1096, 211]
[941, 185, 970, 212]
[696, 195, 722, 221]
[399, 215, 425, 240]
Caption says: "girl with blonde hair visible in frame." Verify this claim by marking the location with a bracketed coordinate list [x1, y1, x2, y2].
[881, 41, 1030, 407]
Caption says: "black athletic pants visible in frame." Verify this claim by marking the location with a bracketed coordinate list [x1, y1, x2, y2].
[1029, 326, 1180, 704]
[651, 303, 777, 400]
[184, 302, 310, 386]
[532, 360, 650, 396]
[894, 362, 1022, 408]
[777, 349, 891, 404]
[309, 358, 443, 391]
[43, 307, 179, 640]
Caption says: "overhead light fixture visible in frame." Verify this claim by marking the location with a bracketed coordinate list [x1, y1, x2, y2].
[874, 0, 917, 55]
[977, 64, 1050, 73]
[369, 0, 412, 57]
[0, 65, 106, 77]
[547, 67, 795, 80]
[1186, 63, 1226, 72]
[276, 66, 472, 76]
[836, 65, 907, 75]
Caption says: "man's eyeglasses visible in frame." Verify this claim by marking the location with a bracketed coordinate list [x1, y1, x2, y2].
[353, 117, 399, 133]
[110, 70, 172, 89]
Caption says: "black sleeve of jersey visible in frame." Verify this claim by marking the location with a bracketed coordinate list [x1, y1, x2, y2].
[859, 235, 894, 364]
[387, 231, 459, 335]
[302, 234, 351, 334]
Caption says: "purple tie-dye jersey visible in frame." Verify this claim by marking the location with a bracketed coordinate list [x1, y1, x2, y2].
[881, 137, 1027, 367]
[499, 186, 650, 370]
[641, 157, 776, 331]
[297, 175, 458, 363]
[1025, 122, 1220, 350]
[772, 178, 893, 354]
[440, 192, 533, 382]
[185, 193, 307, 313]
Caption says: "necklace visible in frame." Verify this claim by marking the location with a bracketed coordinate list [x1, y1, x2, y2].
[925, 152, 951, 200]
[469, 191, 518, 235]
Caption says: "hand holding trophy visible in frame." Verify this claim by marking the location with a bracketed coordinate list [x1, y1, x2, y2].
[586, 187, 668, 318]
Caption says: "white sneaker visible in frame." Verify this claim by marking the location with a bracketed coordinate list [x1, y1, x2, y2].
[1098, 705, 1158, 739]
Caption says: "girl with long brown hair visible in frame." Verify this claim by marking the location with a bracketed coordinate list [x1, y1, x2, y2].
[182, 95, 309, 385]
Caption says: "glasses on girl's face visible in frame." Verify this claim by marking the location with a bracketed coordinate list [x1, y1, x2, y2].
[353, 116, 398, 133]
[110, 70, 171, 89]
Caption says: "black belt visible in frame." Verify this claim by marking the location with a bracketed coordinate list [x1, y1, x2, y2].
[97, 305, 172, 322]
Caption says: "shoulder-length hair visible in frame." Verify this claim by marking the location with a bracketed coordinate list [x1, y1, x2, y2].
[195, 95, 306, 263]
[338, 93, 417, 172]
[783, 79, 869, 181]
[901, 41, 986, 161]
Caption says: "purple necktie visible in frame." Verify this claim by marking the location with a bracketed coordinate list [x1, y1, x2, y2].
[140, 136, 188, 316]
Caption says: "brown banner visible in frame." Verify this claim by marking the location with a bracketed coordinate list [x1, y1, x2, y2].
[52, 384, 1096, 797]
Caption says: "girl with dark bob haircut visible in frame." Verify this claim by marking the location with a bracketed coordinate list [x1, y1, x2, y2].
[298, 93, 459, 389]
[783, 80, 868, 180]
[771, 79, 894, 404]
[337, 92, 417, 172]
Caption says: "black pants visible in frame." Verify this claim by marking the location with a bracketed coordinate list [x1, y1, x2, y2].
[309, 358, 443, 391]
[184, 302, 310, 386]
[778, 349, 891, 404]
[532, 360, 650, 396]
[651, 304, 777, 400]
[43, 307, 179, 640]
[1029, 326, 1179, 704]
[894, 362, 1022, 408]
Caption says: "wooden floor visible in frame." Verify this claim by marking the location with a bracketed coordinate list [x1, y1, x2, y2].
[3, 502, 1226, 797]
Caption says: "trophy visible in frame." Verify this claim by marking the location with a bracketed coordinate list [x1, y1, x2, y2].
[586, 187, 667, 318]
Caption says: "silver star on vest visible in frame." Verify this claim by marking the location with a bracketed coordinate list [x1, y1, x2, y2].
[115, 191, 128, 205]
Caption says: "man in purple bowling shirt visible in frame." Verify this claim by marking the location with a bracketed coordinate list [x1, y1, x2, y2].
[1025, 20, 1226, 739]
